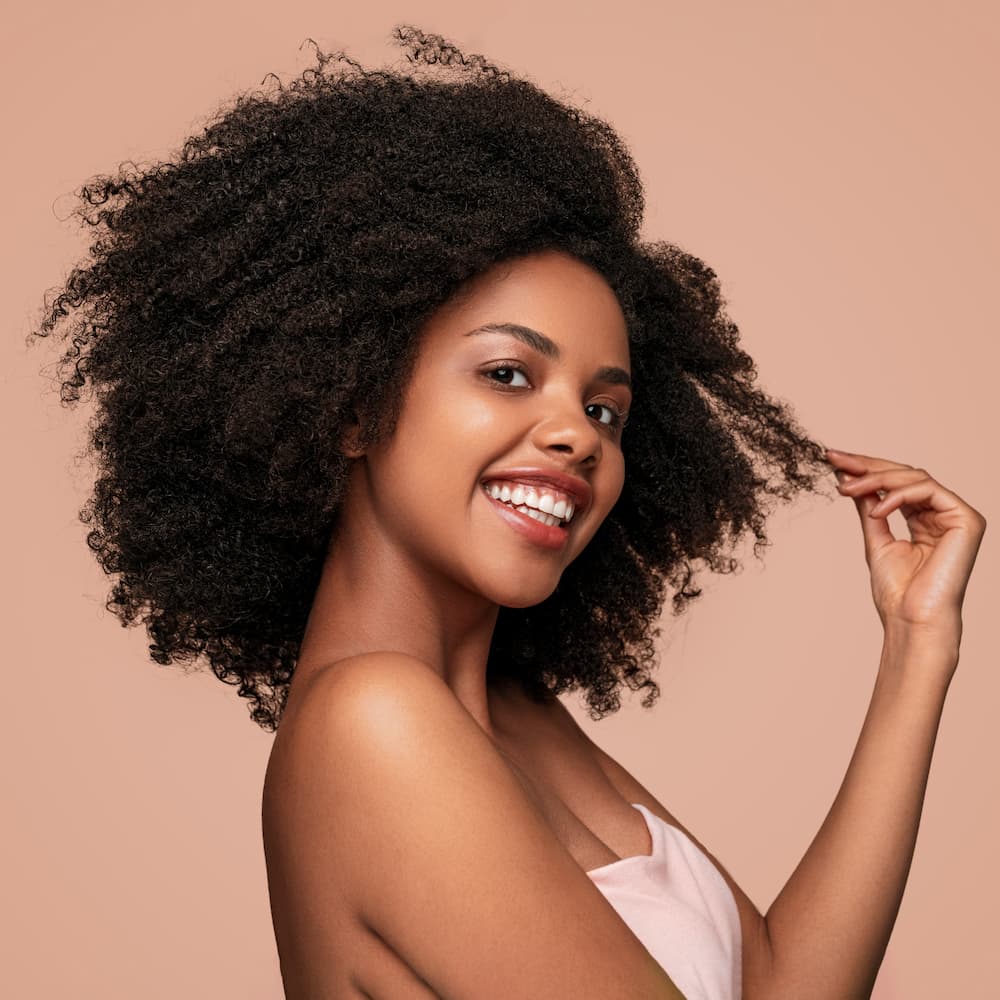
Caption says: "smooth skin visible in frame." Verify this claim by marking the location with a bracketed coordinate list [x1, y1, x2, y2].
[287, 248, 636, 740]
[263, 249, 764, 998]
[262, 248, 987, 998]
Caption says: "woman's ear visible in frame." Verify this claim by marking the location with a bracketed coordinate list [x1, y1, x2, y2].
[338, 411, 365, 459]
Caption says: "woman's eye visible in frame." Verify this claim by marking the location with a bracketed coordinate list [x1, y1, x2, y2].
[483, 364, 530, 388]
[482, 363, 627, 432]
[587, 403, 625, 430]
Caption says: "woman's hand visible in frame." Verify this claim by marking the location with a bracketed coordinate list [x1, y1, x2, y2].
[826, 448, 986, 657]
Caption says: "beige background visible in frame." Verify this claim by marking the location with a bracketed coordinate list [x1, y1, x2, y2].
[4, 2, 996, 997]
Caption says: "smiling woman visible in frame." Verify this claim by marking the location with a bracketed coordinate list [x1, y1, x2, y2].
[26, 22, 838, 1000]
[314, 250, 635, 614]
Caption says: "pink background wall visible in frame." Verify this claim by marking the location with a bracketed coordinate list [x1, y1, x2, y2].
[5, 2, 996, 997]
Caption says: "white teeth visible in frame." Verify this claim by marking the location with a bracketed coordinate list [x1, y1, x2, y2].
[519, 506, 561, 527]
[482, 480, 576, 525]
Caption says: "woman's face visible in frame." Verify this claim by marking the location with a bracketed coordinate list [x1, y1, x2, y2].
[345, 249, 632, 609]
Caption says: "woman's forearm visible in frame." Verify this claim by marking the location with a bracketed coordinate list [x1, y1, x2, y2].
[761, 632, 955, 1000]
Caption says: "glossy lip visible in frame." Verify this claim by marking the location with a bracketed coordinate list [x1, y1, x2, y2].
[479, 467, 592, 516]
[480, 486, 571, 550]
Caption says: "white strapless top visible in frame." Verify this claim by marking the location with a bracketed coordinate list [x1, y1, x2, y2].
[585, 802, 742, 1000]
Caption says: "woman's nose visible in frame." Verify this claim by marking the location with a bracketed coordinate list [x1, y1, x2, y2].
[530, 404, 602, 461]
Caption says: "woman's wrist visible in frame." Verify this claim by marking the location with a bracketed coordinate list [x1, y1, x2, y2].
[878, 622, 960, 692]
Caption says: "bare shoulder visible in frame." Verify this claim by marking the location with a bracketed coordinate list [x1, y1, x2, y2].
[548, 694, 775, 998]
[263, 651, 688, 999]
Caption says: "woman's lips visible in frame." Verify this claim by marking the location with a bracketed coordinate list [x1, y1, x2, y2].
[480, 484, 570, 550]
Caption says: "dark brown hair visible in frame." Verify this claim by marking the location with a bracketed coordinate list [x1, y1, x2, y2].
[27, 25, 836, 731]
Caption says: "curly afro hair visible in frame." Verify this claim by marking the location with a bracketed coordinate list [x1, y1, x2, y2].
[27, 24, 836, 733]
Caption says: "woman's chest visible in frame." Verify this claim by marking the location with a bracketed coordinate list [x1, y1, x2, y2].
[487, 693, 656, 874]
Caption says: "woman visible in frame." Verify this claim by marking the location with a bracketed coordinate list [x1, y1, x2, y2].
[28, 25, 985, 999]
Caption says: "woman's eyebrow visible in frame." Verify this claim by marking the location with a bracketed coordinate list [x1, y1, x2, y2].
[463, 322, 632, 389]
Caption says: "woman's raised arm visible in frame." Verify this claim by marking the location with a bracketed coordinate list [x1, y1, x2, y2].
[763, 449, 986, 998]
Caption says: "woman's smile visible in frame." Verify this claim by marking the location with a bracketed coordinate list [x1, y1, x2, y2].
[479, 480, 574, 550]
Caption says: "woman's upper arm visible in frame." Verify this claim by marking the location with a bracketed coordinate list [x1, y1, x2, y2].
[264, 652, 688, 1000]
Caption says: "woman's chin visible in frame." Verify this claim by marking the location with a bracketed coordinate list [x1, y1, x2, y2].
[486, 577, 561, 610]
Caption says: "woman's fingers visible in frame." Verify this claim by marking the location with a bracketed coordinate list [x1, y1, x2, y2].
[826, 448, 914, 472]
[836, 467, 929, 498]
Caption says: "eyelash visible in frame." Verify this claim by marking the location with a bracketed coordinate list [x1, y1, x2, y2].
[480, 361, 629, 433]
